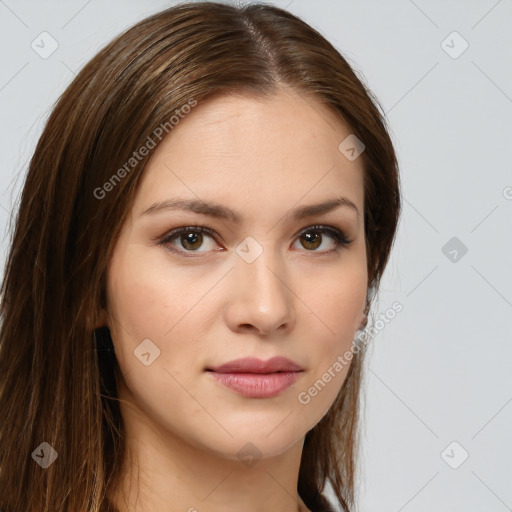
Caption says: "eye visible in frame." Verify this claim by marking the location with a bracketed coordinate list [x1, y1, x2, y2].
[158, 224, 352, 257]
[159, 225, 220, 254]
[293, 225, 352, 253]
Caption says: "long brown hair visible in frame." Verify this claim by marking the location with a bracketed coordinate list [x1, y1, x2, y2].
[0, 2, 401, 511]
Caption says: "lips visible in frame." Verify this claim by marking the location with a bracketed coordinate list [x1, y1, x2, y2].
[206, 356, 303, 374]
[206, 357, 304, 398]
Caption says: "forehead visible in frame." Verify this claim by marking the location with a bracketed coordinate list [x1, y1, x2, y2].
[133, 88, 365, 224]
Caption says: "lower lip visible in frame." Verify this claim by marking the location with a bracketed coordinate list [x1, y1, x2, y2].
[208, 371, 302, 398]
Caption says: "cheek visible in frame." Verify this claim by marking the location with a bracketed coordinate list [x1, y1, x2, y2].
[305, 259, 367, 339]
[107, 270, 165, 344]
[107, 245, 196, 338]
[105, 247, 178, 370]
[105, 246, 217, 383]
[292, 262, 366, 419]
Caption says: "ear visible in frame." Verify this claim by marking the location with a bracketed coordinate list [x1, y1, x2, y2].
[358, 299, 369, 330]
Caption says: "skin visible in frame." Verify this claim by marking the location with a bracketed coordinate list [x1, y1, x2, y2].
[98, 87, 368, 512]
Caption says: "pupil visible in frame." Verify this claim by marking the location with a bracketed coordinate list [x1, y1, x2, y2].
[303, 232, 320, 249]
[183, 232, 201, 249]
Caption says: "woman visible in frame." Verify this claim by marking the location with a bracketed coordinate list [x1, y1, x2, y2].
[0, 2, 401, 511]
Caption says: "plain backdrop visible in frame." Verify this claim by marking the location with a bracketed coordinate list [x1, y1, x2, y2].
[0, 1, 511, 511]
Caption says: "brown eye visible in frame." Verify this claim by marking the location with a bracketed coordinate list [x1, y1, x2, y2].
[293, 226, 352, 254]
[299, 231, 322, 251]
[159, 224, 352, 257]
[160, 226, 219, 255]
[180, 231, 204, 251]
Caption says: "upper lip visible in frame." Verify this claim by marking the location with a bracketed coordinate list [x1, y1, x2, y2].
[206, 356, 303, 374]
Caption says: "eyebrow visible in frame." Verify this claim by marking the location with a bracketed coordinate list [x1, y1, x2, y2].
[140, 195, 360, 222]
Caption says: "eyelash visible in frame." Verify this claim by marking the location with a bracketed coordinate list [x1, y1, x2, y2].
[157, 224, 353, 257]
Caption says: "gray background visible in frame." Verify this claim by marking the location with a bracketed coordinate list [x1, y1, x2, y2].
[1, 1, 511, 511]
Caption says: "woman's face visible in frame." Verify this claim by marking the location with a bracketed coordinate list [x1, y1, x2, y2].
[103, 88, 367, 461]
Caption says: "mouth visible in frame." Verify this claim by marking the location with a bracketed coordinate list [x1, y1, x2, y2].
[206, 356, 303, 374]
[205, 357, 304, 398]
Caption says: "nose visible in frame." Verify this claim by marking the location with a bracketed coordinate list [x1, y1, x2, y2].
[224, 248, 296, 336]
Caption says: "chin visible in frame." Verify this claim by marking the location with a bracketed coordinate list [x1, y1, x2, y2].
[191, 419, 308, 463]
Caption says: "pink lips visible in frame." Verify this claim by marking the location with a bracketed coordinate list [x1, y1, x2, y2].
[206, 356, 303, 398]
